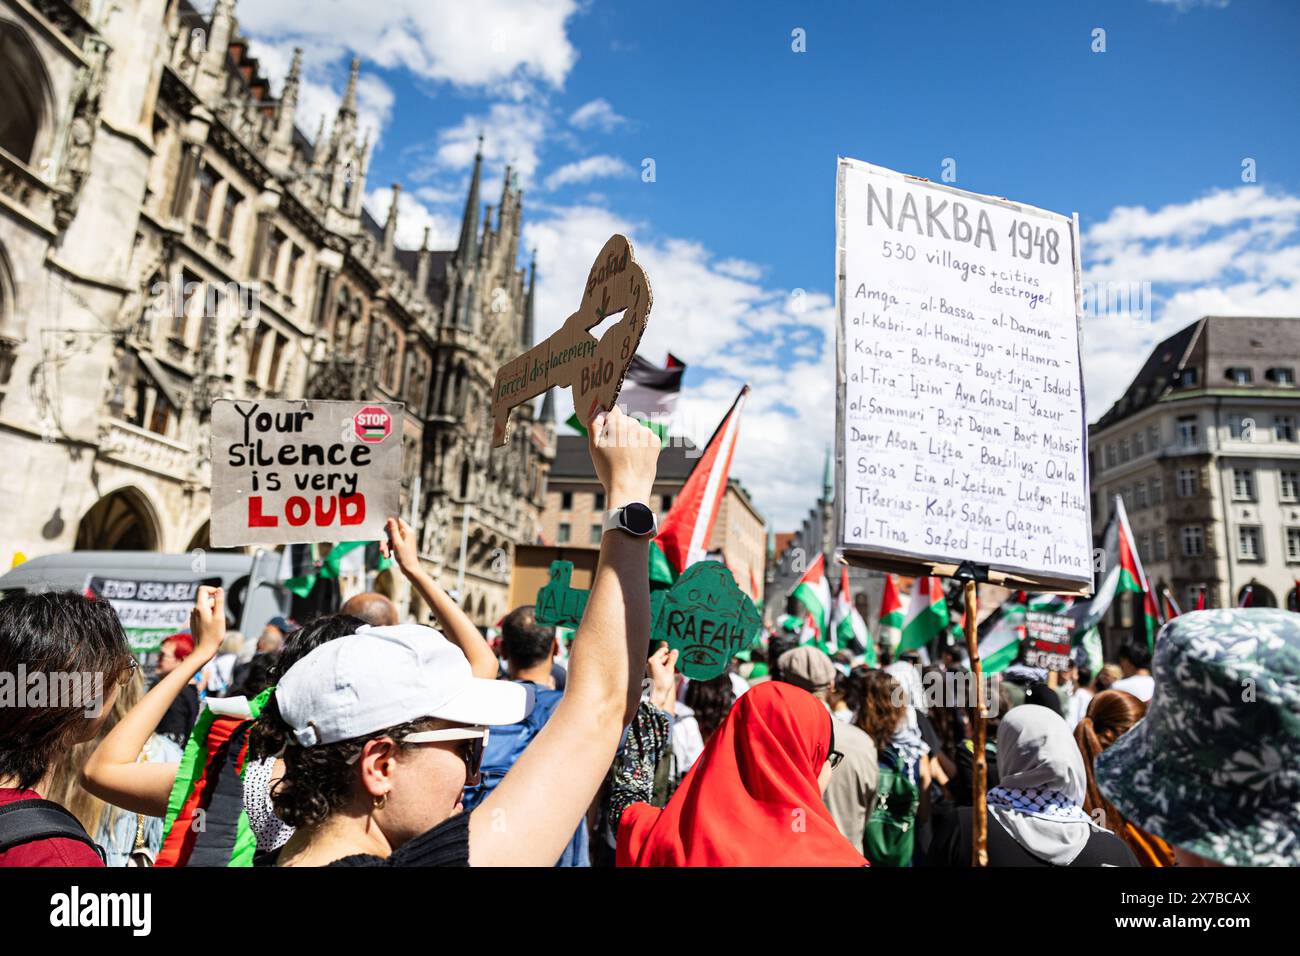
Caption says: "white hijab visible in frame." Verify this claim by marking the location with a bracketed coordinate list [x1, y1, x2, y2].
[986, 705, 1103, 865]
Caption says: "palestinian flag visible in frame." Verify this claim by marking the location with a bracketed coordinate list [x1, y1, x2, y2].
[653, 385, 748, 580]
[1113, 496, 1159, 650]
[1161, 588, 1181, 621]
[831, 566, 873, 664]
[977, 610, 1024, 674]
[156, 689, 272, 867]
[899, 576, 949, 653]
[877, 573, 904, 653]
[567, 352, 685, 441]
[791, 553, 833, 650]
[975, 593, 1072, 674]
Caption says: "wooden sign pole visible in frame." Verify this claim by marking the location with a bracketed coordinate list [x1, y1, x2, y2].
[963, 578, 988, 867]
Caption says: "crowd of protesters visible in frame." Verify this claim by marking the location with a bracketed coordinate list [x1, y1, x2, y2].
[1, 406, 1296, 868]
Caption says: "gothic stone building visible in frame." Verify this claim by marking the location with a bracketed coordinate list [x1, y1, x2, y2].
[0, 0, 553, 625]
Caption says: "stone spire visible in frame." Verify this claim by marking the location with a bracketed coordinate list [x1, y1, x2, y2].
[455, 135, 483, 265]
[521, 250, 536, 347]
[382, 183, 401, 257]
[195, 0, 237, 103]
[823, 446, 834, 502]
[415, 226, 432, 292]
[340, 56, 360, 119]
[268, 46, 302, 171]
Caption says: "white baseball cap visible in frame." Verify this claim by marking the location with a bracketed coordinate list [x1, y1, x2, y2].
[275, 624, 533, 747]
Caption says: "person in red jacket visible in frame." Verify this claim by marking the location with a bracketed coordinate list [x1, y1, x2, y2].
[0, 591, 137, 866]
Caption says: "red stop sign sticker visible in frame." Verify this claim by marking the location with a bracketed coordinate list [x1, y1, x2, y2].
[354, 406, 392, 443]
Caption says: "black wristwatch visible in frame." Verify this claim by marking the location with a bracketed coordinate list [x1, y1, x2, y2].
[601, 502, 658, 537]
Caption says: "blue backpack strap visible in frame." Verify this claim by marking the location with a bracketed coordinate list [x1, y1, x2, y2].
[0, 799, 106, 862]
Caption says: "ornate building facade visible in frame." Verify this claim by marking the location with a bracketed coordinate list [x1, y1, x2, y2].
[0, 0, 552, 624]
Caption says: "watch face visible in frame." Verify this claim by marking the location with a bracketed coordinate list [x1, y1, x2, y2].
[621, 502, 655, 535]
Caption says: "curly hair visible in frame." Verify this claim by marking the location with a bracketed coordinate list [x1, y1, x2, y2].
[258, 691, 438, 829]
[854, 670, 905, 751]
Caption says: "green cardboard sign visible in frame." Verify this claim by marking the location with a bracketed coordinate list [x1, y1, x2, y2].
[534, 559, 761, 680]
[654, 562, 762, 679]
[535, 561, 589, 629]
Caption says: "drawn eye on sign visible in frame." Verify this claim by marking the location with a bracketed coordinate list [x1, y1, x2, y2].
[490, 234, 652, 446]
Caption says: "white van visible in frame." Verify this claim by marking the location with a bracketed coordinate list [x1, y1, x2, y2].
[0, 550, 290, 662]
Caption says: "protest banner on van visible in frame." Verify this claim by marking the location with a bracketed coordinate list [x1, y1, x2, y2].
[85, 576, 219, 653]
[210, 399, 404, 547]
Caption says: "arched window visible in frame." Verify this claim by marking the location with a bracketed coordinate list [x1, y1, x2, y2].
[0, 23, 53, 166]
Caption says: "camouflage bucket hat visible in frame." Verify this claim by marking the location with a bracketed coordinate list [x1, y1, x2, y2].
[1094, 608, 1300, 866]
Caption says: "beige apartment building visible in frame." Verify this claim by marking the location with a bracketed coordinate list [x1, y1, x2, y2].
[538, 433, 767, 603]
[1088, 316, 1300, 646]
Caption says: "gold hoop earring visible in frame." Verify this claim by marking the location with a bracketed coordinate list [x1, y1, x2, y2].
[373, 793, 388, 811]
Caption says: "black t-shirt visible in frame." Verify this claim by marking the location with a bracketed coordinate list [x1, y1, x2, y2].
[933, 806, 1138, 867]
[953, 739, 999, 806]
[326, 810, 472, 867]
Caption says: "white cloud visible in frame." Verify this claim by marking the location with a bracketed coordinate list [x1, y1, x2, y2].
[434, 102, 549, 184]
[569, 98, 626, 132]
[1148, 0, 1230, 11]
[715, 258, 764, 281]
[522, 205, 836, 527]
[543, 155, 631, 191]
[364, 185, 461, 250]
[1082, 185, 1300, 419]
[233, 0, 580, 93]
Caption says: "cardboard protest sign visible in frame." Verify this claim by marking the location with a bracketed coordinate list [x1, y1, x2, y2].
[210, 399, 404, 548]
[834, 158, 1092, 593]
[653, 562, 763, 680]
[1022, 608, 1073, 671]
[534, 559, 762, 680]
[534, 561, 589, 629]
[491, 234, 652, 446]
[86, 576, 220, 653]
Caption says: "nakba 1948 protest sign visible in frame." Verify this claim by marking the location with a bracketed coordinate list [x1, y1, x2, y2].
[834, 158, 1092, 593]
[210, 399, 404, 548]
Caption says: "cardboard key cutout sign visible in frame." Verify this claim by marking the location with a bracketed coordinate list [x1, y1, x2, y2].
[535, 560, 762, 681]
[490, 234, 652, 445]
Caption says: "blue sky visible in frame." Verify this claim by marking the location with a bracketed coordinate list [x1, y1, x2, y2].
[229, 0, 1300, 528]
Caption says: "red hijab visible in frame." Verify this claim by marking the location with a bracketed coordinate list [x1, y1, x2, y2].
[617, 680, 868, 867]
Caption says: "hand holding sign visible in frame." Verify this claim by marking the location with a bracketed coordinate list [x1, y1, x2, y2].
[189, 585, 226, 662]
[588, 406, 661, 506]
[491, 234, 652, 446]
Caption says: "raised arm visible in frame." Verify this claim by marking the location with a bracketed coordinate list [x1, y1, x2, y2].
[471, 406, 659, 866]
[81, 586, 226, 816]
[381, 516, 498, 680]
